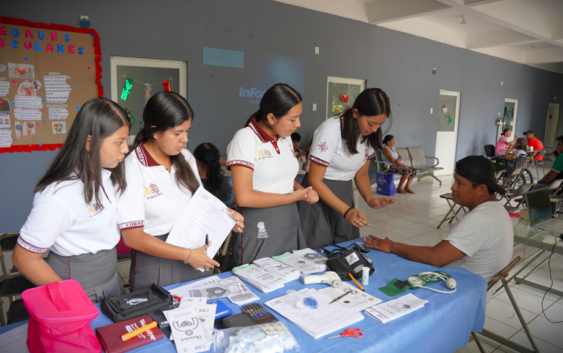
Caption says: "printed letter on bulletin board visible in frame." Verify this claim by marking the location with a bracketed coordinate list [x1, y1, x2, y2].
[0, 17, 102, 153]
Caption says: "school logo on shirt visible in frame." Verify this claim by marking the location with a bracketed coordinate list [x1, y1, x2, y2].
[86, 205, 102, 217]
[257, 221, 269, 239]
[257, 149, 273, 160]
[145, 183, 163, 200]
[318, 141, 329, 153]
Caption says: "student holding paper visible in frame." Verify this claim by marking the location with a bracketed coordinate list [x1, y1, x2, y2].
[298, 89, 396, 249]
[12, 98, 131, 302]
[227, 83, 319, 266]
[117, 92, 244, 291]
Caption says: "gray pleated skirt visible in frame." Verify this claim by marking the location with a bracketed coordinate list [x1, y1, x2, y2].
[47, 247, 124, 303]
[298, 173, 360, 249]
[231, 203, 306, 266]
[129, 234, 211, 292]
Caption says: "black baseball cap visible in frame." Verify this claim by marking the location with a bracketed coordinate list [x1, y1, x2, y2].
[523, 130, 534, 135]
[455, 156, 506, 195]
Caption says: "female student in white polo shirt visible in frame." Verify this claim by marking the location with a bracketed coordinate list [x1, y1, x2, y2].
[117, 92, 244, 292]
[227, 83, 319, 266]
[12, 98, 131, 302]
[298, 88, 396, 249]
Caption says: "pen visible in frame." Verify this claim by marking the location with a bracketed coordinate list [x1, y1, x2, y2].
[329, 291, 351, 304]
[121, 321, 158, 341]
[205, 234, 209, 253]
[349, 273, 365, 291]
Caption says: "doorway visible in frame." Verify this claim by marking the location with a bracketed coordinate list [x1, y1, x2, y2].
[435, 90, 461, 176]
[502, 99, 518, 142]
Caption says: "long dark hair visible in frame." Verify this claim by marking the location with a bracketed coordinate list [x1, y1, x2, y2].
[341, 88, 391, 154]
[35, 98, 131, 210]
[383, 135, 394, 145]
[502, 127, 511, 136]
[134, 92, 199, 194]
[245, 83, 302, 127]
[194, 143, 224, 193]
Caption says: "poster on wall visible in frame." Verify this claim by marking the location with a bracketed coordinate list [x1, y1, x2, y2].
[327, 83, 362, 118]
[0, 17, 102, 153]
[437, 95, 457, 132]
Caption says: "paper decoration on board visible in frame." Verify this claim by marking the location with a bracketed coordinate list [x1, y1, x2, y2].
[163, 80, 171, 92]
[0, 16, 102, 153]
[340, 91, 349, 103]
[144, 83, 151, 105]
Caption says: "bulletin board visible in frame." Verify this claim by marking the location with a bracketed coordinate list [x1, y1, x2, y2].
[0, 17, 102, 153]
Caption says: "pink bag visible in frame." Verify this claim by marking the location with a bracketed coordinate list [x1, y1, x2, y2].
[22, 279, 102, 353]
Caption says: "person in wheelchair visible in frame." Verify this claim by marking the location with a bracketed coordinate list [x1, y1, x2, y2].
[494, 137, 528, 172]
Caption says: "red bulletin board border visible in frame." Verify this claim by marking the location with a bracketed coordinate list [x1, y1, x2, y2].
[0, 17, 103, 153]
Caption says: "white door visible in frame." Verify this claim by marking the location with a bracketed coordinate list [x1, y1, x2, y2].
[545, 103, 560, 149]
[502, 98, 518, 142]
[435, 90, 461, 176]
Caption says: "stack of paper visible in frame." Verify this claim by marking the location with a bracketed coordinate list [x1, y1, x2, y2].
[232, 264, 286, 293]
[265, 288, 363, 339]
[319, 282, 382, 311]
[274, 252, 319, 275]
[293, 248, 327, 272]
[164, 305, 214, 352]
[168, 275, 260, 306]
[253, 257, 301, 282]
[364, 293, 429, 324]
[170, 298, 216, 342]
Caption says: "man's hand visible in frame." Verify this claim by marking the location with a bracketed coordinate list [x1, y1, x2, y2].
[363, 235, 394, 253]
[368, 197, 396, 209]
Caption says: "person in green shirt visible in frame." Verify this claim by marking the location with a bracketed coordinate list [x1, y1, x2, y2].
[536, 135, 563, 190]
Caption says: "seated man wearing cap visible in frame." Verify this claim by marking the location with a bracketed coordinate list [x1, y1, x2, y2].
[364, 156, 513, 284]
[524, 130, 543, 161]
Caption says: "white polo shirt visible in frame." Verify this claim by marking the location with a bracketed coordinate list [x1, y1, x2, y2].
[308, 116, 375, 181]
[226, 118, 298, 194]
[117, 143, 202, 236]
[18, 169, 120, 256]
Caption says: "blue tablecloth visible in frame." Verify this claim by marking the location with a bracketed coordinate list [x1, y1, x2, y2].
[0, 239, 487, 353]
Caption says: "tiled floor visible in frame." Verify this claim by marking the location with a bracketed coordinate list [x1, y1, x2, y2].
[2, 172, 562, 353]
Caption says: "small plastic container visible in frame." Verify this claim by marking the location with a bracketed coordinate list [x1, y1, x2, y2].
[362, 267, 370, 285]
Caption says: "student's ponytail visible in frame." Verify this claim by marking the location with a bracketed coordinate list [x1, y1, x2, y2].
[244, 84, 302, 127]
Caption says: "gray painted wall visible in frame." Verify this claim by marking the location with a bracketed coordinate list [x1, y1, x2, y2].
[2, 0, 563, 231]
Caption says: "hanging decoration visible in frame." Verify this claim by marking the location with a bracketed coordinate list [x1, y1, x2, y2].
[340, 91, 349, 103]
[144, 84, 152, 106]
[120, 78, 133, 101]
[118, 75, 175, 102]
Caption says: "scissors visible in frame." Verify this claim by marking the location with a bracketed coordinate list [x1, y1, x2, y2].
[326, 327, 363, 339]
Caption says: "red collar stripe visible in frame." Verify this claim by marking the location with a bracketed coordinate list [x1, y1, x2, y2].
[135, 143, 160, 167]
[248, 119, 280, 154]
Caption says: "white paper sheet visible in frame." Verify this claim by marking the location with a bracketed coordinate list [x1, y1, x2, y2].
[0, 130, 13, 147]
[319, 282, 382, 311]
[265, 288, 363, 339]
[364, 293, 428, 324]
[233, 265, 286, 293]
[170, 303, 216, 342]
[164, 306, 212, 352]
[168, 275, 260, 306]
[44, 75, 71, 103]
[254, 257, 301, 282]
[275, 253, 319, 275]
[166, 187, 235, 265]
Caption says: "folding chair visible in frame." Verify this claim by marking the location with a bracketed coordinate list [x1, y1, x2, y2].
[437, 193, 467, 229]
[407, 147, 444, 185]
[395, 147, 411, 167]
[530, 150, 546, 179]
[504, 184, 534, 213]
[0, 232, 19, 276]
[484, 144, 496, 159]
[472, 256, 540, 353]
[0, 272, 35, 326]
